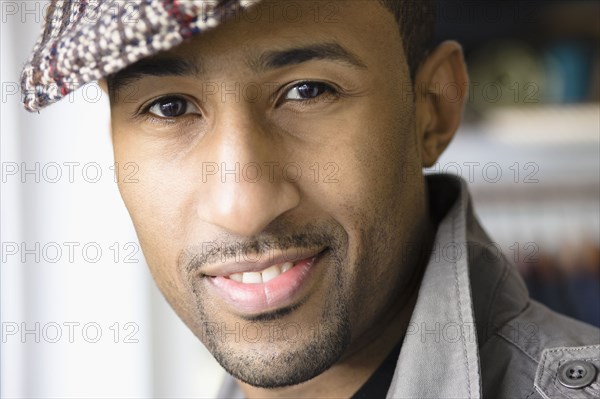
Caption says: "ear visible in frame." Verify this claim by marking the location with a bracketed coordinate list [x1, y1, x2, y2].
[414, 41, 469, 167]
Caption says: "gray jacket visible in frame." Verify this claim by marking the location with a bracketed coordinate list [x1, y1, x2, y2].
[218, 175, 600, 398]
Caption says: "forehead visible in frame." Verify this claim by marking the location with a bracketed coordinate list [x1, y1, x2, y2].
[158, 0, 402, 73]
[106, 1, 408, 101]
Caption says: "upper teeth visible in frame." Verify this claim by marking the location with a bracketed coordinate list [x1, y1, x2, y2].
[228, 262, 294, 284]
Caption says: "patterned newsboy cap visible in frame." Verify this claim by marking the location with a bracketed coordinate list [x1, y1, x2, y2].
[21, 0, 262, 112]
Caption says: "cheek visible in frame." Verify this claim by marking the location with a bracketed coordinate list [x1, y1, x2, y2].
[116, 158, 208, 328]
[308, 92, 419, 229]
[310, 99, 422, 330]
[112, 129, 196, 291]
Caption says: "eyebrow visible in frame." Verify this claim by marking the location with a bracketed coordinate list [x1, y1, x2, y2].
[106, 56, 200, 98]
[106, 42, 367, 97]
[252, 42, 368, 71]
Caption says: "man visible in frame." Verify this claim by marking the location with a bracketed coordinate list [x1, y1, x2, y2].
[22, 1, 599, 398]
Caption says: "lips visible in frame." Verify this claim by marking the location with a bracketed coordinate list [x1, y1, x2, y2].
[203, 249, 327, 315]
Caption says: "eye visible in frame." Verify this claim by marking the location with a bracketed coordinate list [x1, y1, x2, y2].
[283, 82, 336, 101]
[147, 96, 200, 118]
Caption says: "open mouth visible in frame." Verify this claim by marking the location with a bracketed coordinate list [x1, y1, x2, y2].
[204, 248, 328, 315]
[224, 258, 305, 284]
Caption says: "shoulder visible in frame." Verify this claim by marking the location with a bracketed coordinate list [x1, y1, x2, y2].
[480, 299, 600, 399]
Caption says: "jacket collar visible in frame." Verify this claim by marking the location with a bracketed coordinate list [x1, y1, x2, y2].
[387, 174, 483, 398]
[387, 174, 531, 398]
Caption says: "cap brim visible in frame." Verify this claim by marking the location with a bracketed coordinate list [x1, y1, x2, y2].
[21, 0, 260, 112]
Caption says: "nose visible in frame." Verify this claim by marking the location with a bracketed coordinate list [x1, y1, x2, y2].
[194, 112, 301, 237]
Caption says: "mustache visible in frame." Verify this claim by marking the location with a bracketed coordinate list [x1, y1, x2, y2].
[180, 230, 341, 274]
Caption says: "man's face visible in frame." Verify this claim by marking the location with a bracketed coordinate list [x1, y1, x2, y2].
[109, 0, 430, 387]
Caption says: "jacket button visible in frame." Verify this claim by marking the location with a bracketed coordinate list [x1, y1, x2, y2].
[557, 360, 597, 389]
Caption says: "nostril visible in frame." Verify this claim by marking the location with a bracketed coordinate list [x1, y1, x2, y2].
[197, 182, 300, 237]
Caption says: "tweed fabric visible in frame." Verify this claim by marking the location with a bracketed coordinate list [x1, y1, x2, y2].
[21, 0, 261, 112]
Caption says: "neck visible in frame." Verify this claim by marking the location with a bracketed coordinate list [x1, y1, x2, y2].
[239, 215, 436, 398]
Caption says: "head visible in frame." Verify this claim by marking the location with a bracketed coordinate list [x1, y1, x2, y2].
[103, 0, 467, 388]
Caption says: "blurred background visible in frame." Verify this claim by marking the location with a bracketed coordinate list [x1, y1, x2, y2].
[432, 0, 600, 327]
[1, 1, 599, 398]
